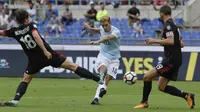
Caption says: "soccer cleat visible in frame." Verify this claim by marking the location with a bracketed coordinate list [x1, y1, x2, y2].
[99, 88, 107, 98]
[185, 93, 195, 109]
[134, 102, 149, 109]
[0, 100, 18, 107]
[91, 98, 100, 105]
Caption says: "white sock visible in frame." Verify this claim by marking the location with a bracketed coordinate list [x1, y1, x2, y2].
[94, 81, 108, 99]
[94, 84, 101, 99]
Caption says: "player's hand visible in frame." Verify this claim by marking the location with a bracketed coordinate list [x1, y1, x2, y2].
[83, 22, 91, 30]
[145, 38, 156, 45]
[180, 40, 184, 48]
[89, 41, 99, 45]
[44, 51, 52, 59]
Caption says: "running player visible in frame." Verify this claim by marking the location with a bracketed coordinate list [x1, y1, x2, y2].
[0, 9, 103, 107]
[83, 16, 121, 105]
[134, 5, 195, 109]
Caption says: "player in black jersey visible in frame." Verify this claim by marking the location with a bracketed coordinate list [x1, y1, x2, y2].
[0, 9, 104, 107]
[134, 5, 195, 109]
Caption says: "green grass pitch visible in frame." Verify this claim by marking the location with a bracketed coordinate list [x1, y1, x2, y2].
[0, 78, 199, 112]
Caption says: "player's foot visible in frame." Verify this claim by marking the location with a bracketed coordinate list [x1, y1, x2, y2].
[0, 100, 19, 107]
[134, 101, 149, 109]
[185, 93, 195, 109]
[99, 88, 107, 98]
[91, 98, 100, 105]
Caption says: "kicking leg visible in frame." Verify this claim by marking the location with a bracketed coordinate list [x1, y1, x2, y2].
[158, 76, 195, 109]
[134, 68, 160, 109]
[0, 73, 34, 107]
[60, 59, 102, 84]
[91, 74, 112, 105]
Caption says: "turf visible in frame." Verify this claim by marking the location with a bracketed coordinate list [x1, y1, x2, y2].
[0, 78, 199, 112]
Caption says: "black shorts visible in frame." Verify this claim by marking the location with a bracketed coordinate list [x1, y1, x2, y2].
[155, 59, 180, 81]
[25, 51, 66, 74]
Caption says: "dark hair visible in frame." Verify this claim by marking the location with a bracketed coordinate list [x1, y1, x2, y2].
[15, 9, 29, 24]
[160, 5, 171, 15]
[100, 2, 104, 5]
[52, 12, 56, 15]
[131, 1, 136, 5]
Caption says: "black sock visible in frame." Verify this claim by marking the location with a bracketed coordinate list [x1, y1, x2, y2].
[75, 66, 100, 82]
[164, 85, 187, 99]
[142, 81, 152, 102]
[13, 82, 28, 101]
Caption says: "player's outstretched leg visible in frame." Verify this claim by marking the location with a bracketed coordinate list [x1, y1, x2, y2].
[0, 73, 34, 107]
[91, 74, 112, 105]
[158, 76, 195, 109]
[134, 68, 159, 109]
[60, 59, 102, 84]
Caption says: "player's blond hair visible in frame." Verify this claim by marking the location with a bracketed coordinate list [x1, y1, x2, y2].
[100, 16, 111, 23]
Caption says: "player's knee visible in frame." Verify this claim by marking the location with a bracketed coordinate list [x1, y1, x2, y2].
[61, 59, 78, 71]
[23, 73, 34, 84]
[158, 84, 165, 92]
[143, 74, 151, 81]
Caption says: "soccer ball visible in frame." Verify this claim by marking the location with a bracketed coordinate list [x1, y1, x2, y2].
[123, 71, 137, 85]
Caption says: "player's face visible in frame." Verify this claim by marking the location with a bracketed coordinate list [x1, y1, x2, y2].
[159, 12, 164, 20]
[101, 21, 111, 32]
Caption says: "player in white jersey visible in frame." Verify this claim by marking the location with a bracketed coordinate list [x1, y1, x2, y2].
[83, 16, 121, 105]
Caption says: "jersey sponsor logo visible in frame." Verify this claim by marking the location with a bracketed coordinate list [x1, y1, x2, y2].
[0, 59, 9, 68]
[166, 31, 174, 37]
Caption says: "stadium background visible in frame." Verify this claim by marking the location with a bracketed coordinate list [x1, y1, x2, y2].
[0, 0, 200, 81]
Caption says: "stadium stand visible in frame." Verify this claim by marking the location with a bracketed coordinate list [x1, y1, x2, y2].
[0, 0, 199, 46]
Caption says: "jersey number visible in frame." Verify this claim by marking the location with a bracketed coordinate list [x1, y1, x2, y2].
[20, 34, 37, 49]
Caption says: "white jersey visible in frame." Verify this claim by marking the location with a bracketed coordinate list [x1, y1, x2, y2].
[99, 25, 121, 60]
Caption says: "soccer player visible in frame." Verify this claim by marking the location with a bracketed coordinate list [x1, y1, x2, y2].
[83, 16, 121, 105]
[134, 5, 195, 109]
[0, 9, 103, 107]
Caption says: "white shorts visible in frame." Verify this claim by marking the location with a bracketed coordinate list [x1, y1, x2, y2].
[96, 54, 120, 79]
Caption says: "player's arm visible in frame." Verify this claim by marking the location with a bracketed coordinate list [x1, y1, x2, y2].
[98, 34, 116, 43]
[32, 30, 52, 59]
[83, 22, 100, 34]
[0, 30, 6, 36]
[154, 35, 174, 45]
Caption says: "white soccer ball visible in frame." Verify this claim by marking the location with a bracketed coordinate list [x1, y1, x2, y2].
[123, 71, 137, 85]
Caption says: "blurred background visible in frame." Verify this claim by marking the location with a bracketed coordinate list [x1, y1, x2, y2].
[0, 0, 199, 46]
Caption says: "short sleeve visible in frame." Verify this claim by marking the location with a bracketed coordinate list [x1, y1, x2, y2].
[30, 22, 38, 32]
[164, 23, 174, 38]
[3, 28, 16, 37]
[111, 29, 121, 38]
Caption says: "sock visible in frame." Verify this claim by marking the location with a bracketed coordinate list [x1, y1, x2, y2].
[13, 82, 28, 101]
[94, 85, 101, 99]
[164, 85, 187, 99]
[142, 81, 152, 102]
[75, 66, 100, 82]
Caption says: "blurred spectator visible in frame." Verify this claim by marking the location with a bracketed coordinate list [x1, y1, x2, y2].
[47, 12, 64, 37]
[0, 3, 3, 14]
[61, 5, 73, 25]
[84, 1, 97, 22]
[3, 3, 9, 15]
[0, 9, 9, 29]
[38, 0, 49, 5]
[96, 2, 108, 21]
[45, 4, 58, 21]
[127, 1, 140, 26]
[81, 21, 95, 37]
[27, 1, 36, 22]
[140, 0, 154, 5]
[132, 18, 143, 38]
